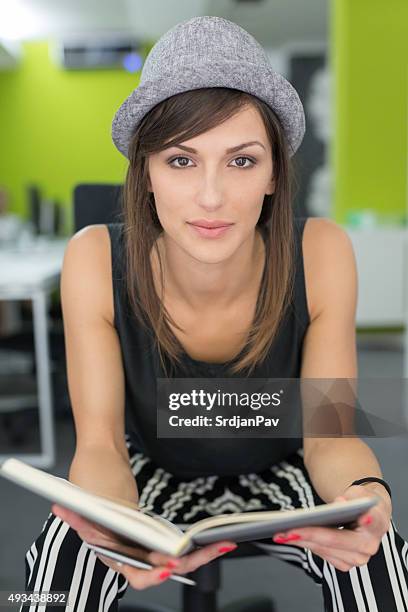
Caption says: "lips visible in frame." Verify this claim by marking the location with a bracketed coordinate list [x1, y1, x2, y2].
[192, 224, 230, 229]
[187, 223, 233, 238]
[188, 221, 233, 229]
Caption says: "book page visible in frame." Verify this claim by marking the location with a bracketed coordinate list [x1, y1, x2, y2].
[96, 498, 184, 536]
[182, 497, 376, 538]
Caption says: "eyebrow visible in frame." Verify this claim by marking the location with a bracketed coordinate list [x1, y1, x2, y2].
[168, 141, 266, 154]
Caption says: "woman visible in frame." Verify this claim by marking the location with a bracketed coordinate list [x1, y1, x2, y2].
[22, 16, 408, 611]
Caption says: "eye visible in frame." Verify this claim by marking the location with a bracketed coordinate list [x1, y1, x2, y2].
[167, 155, 257, 169]
[167, 156, 193, 168]
[232, 156, 257, 168]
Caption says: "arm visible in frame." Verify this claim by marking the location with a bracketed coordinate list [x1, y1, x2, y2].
[56, 225, 238, 582]
[61, 225, 138, 506]
[300, 219, 391, 509]
[68, 445, 138, 507]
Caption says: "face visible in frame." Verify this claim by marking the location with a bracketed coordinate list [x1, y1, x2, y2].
[147, 104, 275, 264]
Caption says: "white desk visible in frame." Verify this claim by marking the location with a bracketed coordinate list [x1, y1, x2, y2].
[0, 238, 68, 467]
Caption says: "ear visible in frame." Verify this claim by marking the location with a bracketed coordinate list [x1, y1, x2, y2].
[265, 176, 276, 196]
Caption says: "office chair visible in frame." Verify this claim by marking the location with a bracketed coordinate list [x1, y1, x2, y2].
[73, 183, 124, 231]
[74, 183, 277, 612]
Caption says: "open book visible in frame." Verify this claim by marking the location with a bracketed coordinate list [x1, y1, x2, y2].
[0, 458, 379, 557]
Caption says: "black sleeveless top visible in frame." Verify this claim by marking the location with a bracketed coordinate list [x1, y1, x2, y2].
[107, 218, 310, 480]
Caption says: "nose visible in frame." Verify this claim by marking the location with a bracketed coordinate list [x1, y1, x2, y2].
[196, 172, 224, 213]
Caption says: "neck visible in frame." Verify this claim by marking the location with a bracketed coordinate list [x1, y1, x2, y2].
[151, 228, 266, 311]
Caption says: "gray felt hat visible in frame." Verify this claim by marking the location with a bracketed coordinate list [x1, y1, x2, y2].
[111, 16, 305, 159]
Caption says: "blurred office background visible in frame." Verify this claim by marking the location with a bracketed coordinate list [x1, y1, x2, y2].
[0, 1, 407, 610]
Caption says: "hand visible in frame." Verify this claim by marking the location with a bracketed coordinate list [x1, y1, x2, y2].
[51, 504, 237, 590]
[271, 483, 392, 572]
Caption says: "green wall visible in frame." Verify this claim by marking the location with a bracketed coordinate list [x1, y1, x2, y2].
[331, 0, 408, 225]
[0, 40, 149, 232]
[2, 1, 408, 232]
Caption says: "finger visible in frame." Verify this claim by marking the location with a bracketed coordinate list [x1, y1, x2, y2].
[52, 506, 98, 539]
[107, 545, 181, 570]
[280, 526, 370, 553]
[52, 504, 76, 522]
[52, 505, 119, 541]
[121, 564, 174, 590]
[51, 504, 102, 529]
[291, 539, 373, 568]
[334, 488, 386, 527]
[171, 541, 237, 574]
[286, 529, 380, 558]
[52, 505, 183, 569]
[95, 554, 124, 572]
[357, 512, 375, 527]
[145, 550, 182, 570]
[51, 504, 107, 532]
[93, 552, 174, 589]
[309, 544, 371, 571]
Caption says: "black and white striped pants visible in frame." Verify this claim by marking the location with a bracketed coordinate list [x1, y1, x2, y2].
[21, 434, 408, 611]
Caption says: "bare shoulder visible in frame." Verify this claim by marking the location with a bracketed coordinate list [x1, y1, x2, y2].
[62, 224, 114, 325]
[302, 217, 356, 322]
[302, 216, 352, 255]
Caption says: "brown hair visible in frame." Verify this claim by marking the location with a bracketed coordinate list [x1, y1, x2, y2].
[121, 87, 300, 377]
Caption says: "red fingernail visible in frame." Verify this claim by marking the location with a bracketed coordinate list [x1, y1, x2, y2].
[218, 545, 237, 553]
[166, 560, 179, 569]
[274, 533, 301, 543]
[362, 515, 373, 525]
[159, 570, 171, 580]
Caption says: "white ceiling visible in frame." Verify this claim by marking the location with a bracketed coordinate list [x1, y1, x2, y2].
[0, 0, 329, 47]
